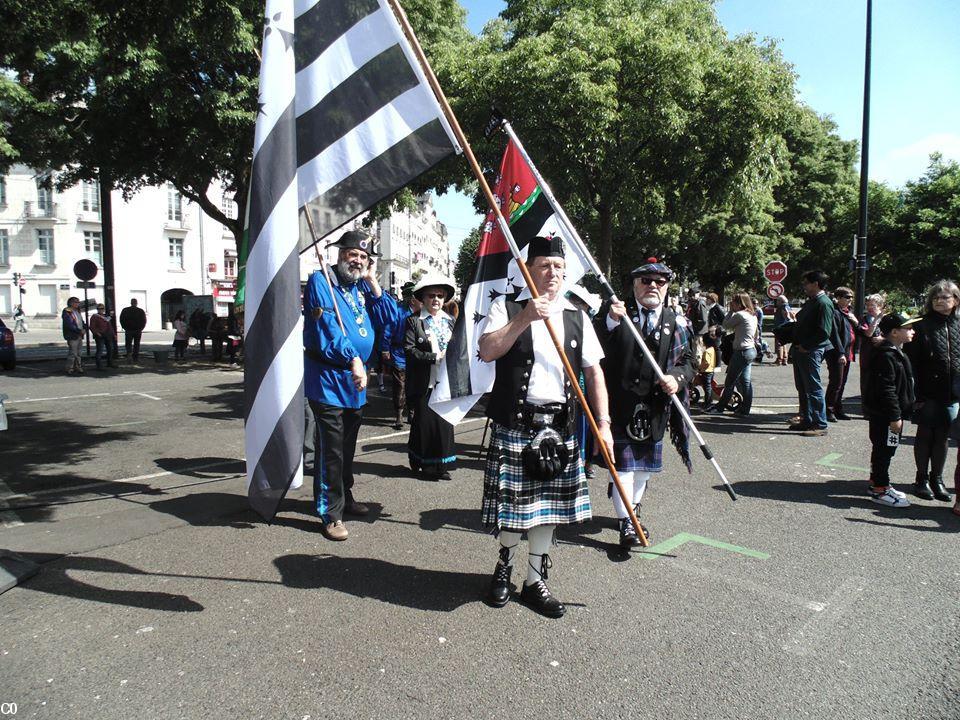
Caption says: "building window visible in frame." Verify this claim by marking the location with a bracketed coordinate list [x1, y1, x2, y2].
[220, 190, 235, 219]
[84, 231, 103, 266]
[167, 183, 182, 221]
[82, 179, 100, 213]
[0, 176, 6, 207]
[168, 237, 184, 268]
[37, 229, 54, 265]
[37, 174, 53, 211]
[0, 230, 7, 265]
[224, 254, 237, 278]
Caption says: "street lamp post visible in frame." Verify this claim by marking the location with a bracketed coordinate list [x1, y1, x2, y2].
[853, 0, 872, 321]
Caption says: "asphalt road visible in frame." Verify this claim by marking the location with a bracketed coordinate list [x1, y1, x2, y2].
[0, 356, 957, 719]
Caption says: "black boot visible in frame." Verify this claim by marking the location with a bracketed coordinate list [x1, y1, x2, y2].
[930, 476, 953, 502]
[914, 472, 935, 500]
[487, 546, 514, 608]
[619, 518, 642, 548]
[519, 553, 565, 618]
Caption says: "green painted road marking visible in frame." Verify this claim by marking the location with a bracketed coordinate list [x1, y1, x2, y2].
[640, 532, 769, 561]
[816, 452, 869, 474]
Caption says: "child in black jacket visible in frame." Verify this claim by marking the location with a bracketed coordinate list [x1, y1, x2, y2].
[862, 313, 919, 507]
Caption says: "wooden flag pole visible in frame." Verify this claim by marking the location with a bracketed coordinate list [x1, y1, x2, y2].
[386, 0, 649, 547]
[302, 209, 347, 335]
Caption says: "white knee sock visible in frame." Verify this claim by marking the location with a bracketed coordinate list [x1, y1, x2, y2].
[498, 530, 521, 567]
[632, 472, 651, 506]
[525, 524, 556, 585]
[611, 471, 636, 519]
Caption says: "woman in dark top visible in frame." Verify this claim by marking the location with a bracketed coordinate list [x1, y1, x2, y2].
[404, 276, 458, 480]
[904, 280, 960, 501]
[825, 287, 858, 421]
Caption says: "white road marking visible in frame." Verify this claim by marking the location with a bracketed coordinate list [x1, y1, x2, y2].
[358, 416, 486, 444]
[8, 389, 165, 404]
[124, 391, 161, 401]
[781, 576, 865, 656]
[101, 420, 149, 428]
[9, 392, 111, 404]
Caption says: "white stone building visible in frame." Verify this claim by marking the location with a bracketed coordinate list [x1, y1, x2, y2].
[0, 164, 451, 329]
[375, 194, 452, 295]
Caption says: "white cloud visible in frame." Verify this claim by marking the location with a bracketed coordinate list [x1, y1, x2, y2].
[872, 132, 960, 187]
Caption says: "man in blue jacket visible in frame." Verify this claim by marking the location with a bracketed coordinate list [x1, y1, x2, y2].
[304, 230, 398, 541]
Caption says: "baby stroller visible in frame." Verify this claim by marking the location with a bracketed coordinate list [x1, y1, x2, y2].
[689, 370, 742, 411]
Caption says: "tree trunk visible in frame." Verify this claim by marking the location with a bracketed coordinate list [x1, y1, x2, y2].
[597, 204, 613, 278]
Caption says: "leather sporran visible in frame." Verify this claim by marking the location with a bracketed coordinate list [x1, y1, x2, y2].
[521, 427, 570, 482]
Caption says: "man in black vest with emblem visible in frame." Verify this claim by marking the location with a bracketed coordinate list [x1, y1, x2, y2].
[596, 257, 696, 548]
[478, 235, 613, 618]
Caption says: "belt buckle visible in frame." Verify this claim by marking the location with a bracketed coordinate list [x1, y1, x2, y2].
[532, 411, 554, 427]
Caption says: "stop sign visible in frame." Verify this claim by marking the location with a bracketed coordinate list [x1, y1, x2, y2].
[764, 260, 787, 283]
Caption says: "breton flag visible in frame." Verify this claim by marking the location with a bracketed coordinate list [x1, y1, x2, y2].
[429, 139, 591, 425]
[244, 0, 460, 521]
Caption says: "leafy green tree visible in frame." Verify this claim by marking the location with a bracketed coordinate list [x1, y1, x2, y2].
[0, 0, 472, 246]
[889, 154, 960, 295]
[452, 225, 482, 293]
[445, 0, 797, 288]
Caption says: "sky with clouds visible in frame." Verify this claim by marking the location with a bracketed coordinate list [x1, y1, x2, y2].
[434, 0, 960, 253]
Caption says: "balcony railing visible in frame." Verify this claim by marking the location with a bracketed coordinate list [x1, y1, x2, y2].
[164, 216, 192, 231]
[24, 201, 63, 220]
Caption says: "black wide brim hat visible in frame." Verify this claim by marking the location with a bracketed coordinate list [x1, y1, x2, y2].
[324, 229, 380, 256]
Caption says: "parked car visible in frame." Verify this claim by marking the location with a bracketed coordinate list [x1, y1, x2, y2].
[0, 318, 16, 370]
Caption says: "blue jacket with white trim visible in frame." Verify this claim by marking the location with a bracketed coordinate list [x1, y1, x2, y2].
[304, 267, 398, 409]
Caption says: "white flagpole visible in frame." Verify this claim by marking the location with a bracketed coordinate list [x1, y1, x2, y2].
[497, 117, 737, 502]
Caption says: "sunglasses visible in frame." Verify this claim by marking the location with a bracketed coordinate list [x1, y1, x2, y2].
[933, 295, 956, 301]
[639, 276, 668, 287]
[424, 292, 446, 300]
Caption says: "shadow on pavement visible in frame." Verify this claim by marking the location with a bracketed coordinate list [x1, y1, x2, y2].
[735, 477, 959, 532]
[274, 553, 487, 612]
[9, 551, 204, 612]
[188, 382, 243, 421]
[0, 412, 142, 519]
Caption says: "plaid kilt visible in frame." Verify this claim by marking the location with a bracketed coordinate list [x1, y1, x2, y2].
[610, 427, 664, 472]
[481, 423, 592, 531]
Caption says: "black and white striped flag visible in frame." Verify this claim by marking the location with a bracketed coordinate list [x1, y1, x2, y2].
[244, 0, 460, 521]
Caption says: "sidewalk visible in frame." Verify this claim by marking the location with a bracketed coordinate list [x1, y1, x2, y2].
[9, 328, 193, 363]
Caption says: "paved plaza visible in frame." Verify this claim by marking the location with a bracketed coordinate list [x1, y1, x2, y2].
[0, 354, 957, 719]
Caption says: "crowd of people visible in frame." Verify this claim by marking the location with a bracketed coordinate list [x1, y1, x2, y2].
[301, 231, 960, 618]
[57, 295, 238, 372]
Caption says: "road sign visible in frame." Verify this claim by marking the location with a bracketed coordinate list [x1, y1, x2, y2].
[73, 259, 98, 281]
[76, 281, 96, 289]
[764, 260, 787, 283]
[766, 282, 785, 300]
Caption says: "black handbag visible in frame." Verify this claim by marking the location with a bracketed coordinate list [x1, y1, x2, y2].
[773, 321, 796, 346]
[720, 332, 734, 366]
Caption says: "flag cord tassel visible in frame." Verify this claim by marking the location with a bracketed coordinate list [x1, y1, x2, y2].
[496, 118, 737, 502]
[303, 208, 347, 334]
[385, 0, 654, 543]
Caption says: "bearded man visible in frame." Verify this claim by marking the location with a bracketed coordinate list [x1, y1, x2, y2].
[303, 230, 398, 541]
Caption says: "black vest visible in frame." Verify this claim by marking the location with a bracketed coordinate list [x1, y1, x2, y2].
[486, 300, 584, 430]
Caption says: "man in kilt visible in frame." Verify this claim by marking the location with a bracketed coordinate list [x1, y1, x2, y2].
[478, 236, 613, 618]
[596, 258, 696, 548]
